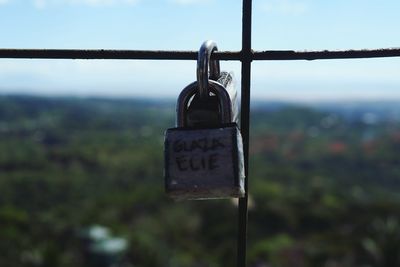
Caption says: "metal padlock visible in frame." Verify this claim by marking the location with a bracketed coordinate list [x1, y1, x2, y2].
[164, 40, 245, 200]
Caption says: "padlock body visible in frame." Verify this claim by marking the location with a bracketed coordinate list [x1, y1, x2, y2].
[164, 123, 245, 200]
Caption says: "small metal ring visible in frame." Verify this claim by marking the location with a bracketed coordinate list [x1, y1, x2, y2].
[197, 40, 220, 99]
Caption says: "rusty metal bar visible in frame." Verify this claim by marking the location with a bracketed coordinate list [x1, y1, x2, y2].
[0, 49, 240, 60]
[237, 0, 252, 266]
[254, 48, 400, 60]
[1, 48, 400, 61]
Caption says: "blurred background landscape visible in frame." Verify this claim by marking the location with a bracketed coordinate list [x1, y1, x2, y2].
[2, 1, 400, 266]
[1, 95, 400, 267]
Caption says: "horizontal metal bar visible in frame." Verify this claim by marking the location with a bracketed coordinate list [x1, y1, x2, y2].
[253, 48, 400, 60]
[1, 48, 400, 61]
[0, 49, 241, 60]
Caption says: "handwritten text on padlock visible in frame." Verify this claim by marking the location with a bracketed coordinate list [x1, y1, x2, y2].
[173, 137, 226, 171]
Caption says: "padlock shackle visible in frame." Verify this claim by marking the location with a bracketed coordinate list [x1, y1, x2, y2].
[177, 80, 231, 127]
[197, 40, 220, 100]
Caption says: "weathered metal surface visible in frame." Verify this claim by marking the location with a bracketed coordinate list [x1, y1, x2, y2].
[164, 125, 245, 200]
[238, 0, 252, 266]
[2, 48, 400, 61]
[166, 45, 245, 200]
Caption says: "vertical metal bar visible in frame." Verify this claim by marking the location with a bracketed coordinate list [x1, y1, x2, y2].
[238, 0, 252, 267]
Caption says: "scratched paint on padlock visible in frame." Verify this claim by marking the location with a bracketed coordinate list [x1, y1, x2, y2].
[165, 126, 243, 198]
[166, 127, 236, 182]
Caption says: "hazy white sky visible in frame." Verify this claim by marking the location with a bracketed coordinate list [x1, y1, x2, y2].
[1, 0, 400, 101]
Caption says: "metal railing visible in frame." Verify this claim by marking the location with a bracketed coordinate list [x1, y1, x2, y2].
[1, 1, 400, 266]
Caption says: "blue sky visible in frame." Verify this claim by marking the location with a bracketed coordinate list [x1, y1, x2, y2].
[0, 0, 400, 101]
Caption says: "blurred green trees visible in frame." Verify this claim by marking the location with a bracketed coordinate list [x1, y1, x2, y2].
[0, 96, 399, 267]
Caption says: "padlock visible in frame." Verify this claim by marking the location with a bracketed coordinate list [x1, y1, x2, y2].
[164, 40, 245, 200]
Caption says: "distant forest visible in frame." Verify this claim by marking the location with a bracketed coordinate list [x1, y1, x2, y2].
[1, 95, 399, 267]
